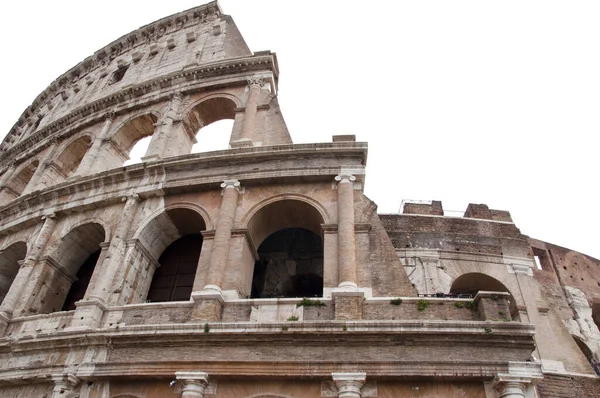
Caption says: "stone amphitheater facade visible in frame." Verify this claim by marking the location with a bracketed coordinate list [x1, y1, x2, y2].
[0, 2, 598, 397]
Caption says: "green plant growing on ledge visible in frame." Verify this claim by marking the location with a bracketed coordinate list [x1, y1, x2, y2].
[297, 298, 326, 308]
[464, 300, 477, 310]
[390, 298, 403, 305]
[484, 327, 492, 334]
[287, 315, 299, 321]
[454, 301, 465, 308]
[281, 326, 289, 331]
[203, 323, 210, 333]
[417, 299, 429, 311]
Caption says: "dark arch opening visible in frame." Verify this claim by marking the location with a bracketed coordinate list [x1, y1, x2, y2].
[592, 302, 600, 332]
[62, 249, 101, 311]
[6, 160, 39, 198]
[251, 228, 323, 299]
[449, 272, 518, 319]
[54, 136, 92, 177]
[0, 242, 27, 304]
[50, 223, 105, 313]
[141, 208, 207, 302]
[147, 234, 203, 302]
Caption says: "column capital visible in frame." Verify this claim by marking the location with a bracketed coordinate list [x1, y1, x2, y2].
[332, 372, 366, 397]
[335, 174, 356, 184]
[50, 373, 80, 397]
[104, 110, 116, 121]
[220, 179, 241, 190]
[494, 361, 543, 397]
[175, 371, 209, 397]
[41, 212, 57, 221]
[122, 191, 140, 202]
[246, 76, 264, 88]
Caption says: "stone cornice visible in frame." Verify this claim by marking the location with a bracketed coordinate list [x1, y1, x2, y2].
[1, 54, 277, 165]
[1, 2, 223, 153]
[0, 143, 368, 235]
[0, 319, 535, 385]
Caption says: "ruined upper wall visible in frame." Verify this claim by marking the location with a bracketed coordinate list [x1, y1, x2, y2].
[0, 1, 263, 160]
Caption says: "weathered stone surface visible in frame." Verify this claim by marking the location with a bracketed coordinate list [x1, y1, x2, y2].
[0, 1, 597, 396]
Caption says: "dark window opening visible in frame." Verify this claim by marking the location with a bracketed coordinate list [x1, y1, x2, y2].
[251, 228, 323, 298]
[61, 249, 101, 311]
[532, 247, 552, 271]
[110, 65, 129, 84]
[147, 234, 203, 302]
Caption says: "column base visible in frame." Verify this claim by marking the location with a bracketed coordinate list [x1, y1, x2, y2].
[68, 299, 106, 330]
[190, 290, 225, 322]
[332, 290, 365, 320]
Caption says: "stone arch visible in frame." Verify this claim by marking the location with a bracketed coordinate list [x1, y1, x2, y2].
[243, 194, 332, 239]
[2, 158, 39, 199]
[450, 272, 518, 318]
[110, 112, 159, 160]
[163, 202, 214, 231]
[52, 133, 93, 177]
[57, 217, 112, 246]
[183, 94, 239, 152]
[572, 335, 596, 364]
[246, 199, 326, 299]
[0, 241, 27, 304]
[42, 222, 106, 312]
[134, 207, 208, 302]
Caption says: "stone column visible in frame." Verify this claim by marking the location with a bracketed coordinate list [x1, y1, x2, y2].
[0, 213, 57, 328]
[175, 371, 209, 398]
[335, 173, 357, 289]
[203, 180, 241, 293]
[92, 192, 140, 303]
[234, 77, 263, 146]
[50, 374, 79, 398]
[22, 139, 59, 194]
[145, 93, 183, 160]
[76, 111, 115, 176]
[332, 372, 366, 398]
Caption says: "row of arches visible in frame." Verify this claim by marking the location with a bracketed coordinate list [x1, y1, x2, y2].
[0, 198, 326, 314]
[0, 95, 240, 203]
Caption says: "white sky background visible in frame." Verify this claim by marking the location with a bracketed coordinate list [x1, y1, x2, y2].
[0, 1, 598, 259]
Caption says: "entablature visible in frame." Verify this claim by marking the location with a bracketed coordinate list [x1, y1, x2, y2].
[0, 143, 368, 233]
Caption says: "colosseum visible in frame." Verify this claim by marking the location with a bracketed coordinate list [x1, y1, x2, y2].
[0, 2, 598, 397]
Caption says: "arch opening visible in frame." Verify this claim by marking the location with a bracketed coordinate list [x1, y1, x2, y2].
[3, 160, 39, 199]
[111, 114, 157, 166]
[124, 136, 152, 166]
[251, 228, 323, 299]
[54, 136, 92, 177]
[50, 223, 105, 312]
[0, 242, 27, 304]
[185, 97, 236, 153]
[247, 200, 325, 299]
[449, 272, 518, 319]
[572, 335, 599, 375]
[140, 208, 207, 302]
